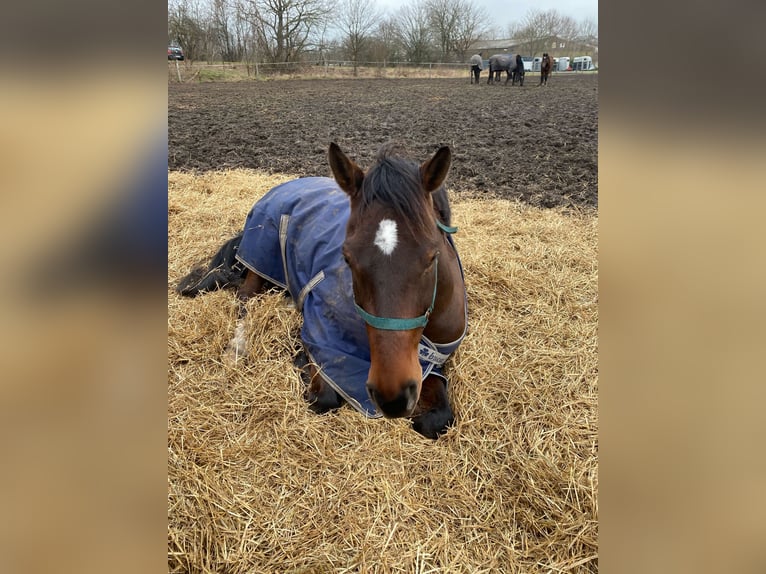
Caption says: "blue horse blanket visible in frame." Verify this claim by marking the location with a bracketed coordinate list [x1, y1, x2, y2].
[235, 177, 466, 418]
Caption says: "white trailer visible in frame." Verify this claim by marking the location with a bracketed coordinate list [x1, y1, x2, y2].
[521, 56, 533, 71]
[572, 56, 594, 71]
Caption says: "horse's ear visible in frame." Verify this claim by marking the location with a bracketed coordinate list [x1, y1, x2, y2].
[420, 146, 451, 193]
[328, 142, 364, 198]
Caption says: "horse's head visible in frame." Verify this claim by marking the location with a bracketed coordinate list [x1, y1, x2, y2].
[328, 142, 452, 418]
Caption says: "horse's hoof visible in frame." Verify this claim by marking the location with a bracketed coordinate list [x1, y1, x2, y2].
[304, 378, 343, 414]
[411, 407, 454, 439]
[305, 387, 343, 414]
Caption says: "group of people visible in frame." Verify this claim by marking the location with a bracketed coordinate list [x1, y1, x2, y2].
[469, 52, 553, 86]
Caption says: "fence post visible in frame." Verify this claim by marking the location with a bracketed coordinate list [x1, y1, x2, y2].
[175, 59, 182, 82]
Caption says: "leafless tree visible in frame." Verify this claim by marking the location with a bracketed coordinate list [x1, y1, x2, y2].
[510, 8, 579, 57]
[369, 17, 402, 66]
[169, 0, 210, 62]
[232, 0, 262, 74]
[313, 20, 335, 66]
[395, 0, 433, 64]
[336, 0, 381, 74]
[210, 0, 240, 61]
[242, 0, 333, 64]
[451, 0, 489, 61]
[576, 16, 598, 44]
[427, 0, 459, 62]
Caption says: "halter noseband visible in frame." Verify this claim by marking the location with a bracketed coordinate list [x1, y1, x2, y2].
[353, 220, 457, 331]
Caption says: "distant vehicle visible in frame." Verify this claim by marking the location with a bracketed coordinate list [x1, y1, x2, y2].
[556, 56, 570, 71]
[572, 56, 594, 71]
[521, 56, 533, 72]
[168, 46, 184, 61]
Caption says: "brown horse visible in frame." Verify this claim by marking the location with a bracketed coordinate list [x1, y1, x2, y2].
[176, 143, 468, 439]
[540, 53, 552, 86]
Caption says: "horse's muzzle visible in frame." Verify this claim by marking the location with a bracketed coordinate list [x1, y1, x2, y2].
[366, 379, 418, 418]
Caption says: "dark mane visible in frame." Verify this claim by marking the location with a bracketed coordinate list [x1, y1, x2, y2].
[360, 144, 442, 236]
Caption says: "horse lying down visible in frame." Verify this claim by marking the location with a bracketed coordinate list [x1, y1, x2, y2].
[176, 143, 468, 439]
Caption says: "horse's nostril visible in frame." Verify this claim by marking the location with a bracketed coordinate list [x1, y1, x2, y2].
[367, 380, 418, 418]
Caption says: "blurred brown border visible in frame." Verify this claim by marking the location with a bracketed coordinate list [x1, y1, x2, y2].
[0, 2, 168, 574]
[601, 1, 766, 572]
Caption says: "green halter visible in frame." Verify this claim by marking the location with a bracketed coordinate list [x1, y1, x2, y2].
[353, 220, 457, 331]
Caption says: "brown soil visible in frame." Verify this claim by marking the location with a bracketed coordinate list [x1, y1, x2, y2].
[168, 74, 597, 209]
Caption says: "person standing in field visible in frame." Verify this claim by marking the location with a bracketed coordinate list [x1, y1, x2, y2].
[469, 54, 483, 84]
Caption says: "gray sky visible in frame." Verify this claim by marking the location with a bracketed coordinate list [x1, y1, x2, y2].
[374, 0, 598, 33]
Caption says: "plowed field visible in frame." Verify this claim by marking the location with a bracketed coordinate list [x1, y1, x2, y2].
[168, 74, 597, 209]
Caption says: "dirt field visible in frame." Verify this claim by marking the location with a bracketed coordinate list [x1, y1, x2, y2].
[168, 74, 597, 209]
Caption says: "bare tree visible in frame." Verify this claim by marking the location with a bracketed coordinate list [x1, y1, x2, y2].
[336, 0, 381, 75]
[395, 1, 433, 64]
[510, 8, 579, 57]
[232, 0, 262, 75]
[369, 17, 402, 66]
[427, 0, 459, 62]
[243, 0, 333, 65]
[313, 19, 334, 66]
[210, 0, 241, 61]
[451, 0, 489, 61]
[169, 0, 210, 61]
[577, 17, 598, 44]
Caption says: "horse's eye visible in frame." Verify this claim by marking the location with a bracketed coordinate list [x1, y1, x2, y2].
[425, 252, 438, 273]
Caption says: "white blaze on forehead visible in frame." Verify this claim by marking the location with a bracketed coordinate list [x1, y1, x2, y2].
[374, 219, 398, 255]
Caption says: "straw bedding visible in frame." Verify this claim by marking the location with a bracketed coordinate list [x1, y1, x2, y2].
[168, 169, 598, 573]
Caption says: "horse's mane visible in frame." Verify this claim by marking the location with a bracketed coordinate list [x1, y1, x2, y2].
[360, 143, 449, 236]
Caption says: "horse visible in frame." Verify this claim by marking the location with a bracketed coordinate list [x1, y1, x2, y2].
[540, 53, 552, 86]
[511, 54, 525, 86]
[176, 142, 468, 439]
[469, 53, 483, 84]
[487, 54, 523, 86]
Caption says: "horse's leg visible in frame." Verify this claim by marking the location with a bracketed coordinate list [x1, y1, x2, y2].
[224, 270, 266, 361]
[295, 352, 344, 413]
[410, 374, 454, 439]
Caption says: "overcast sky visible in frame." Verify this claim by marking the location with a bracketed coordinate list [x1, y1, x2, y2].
[374, 0, 598, 34]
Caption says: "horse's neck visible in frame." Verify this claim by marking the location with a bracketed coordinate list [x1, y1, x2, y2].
[424, 233, 465, 344]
